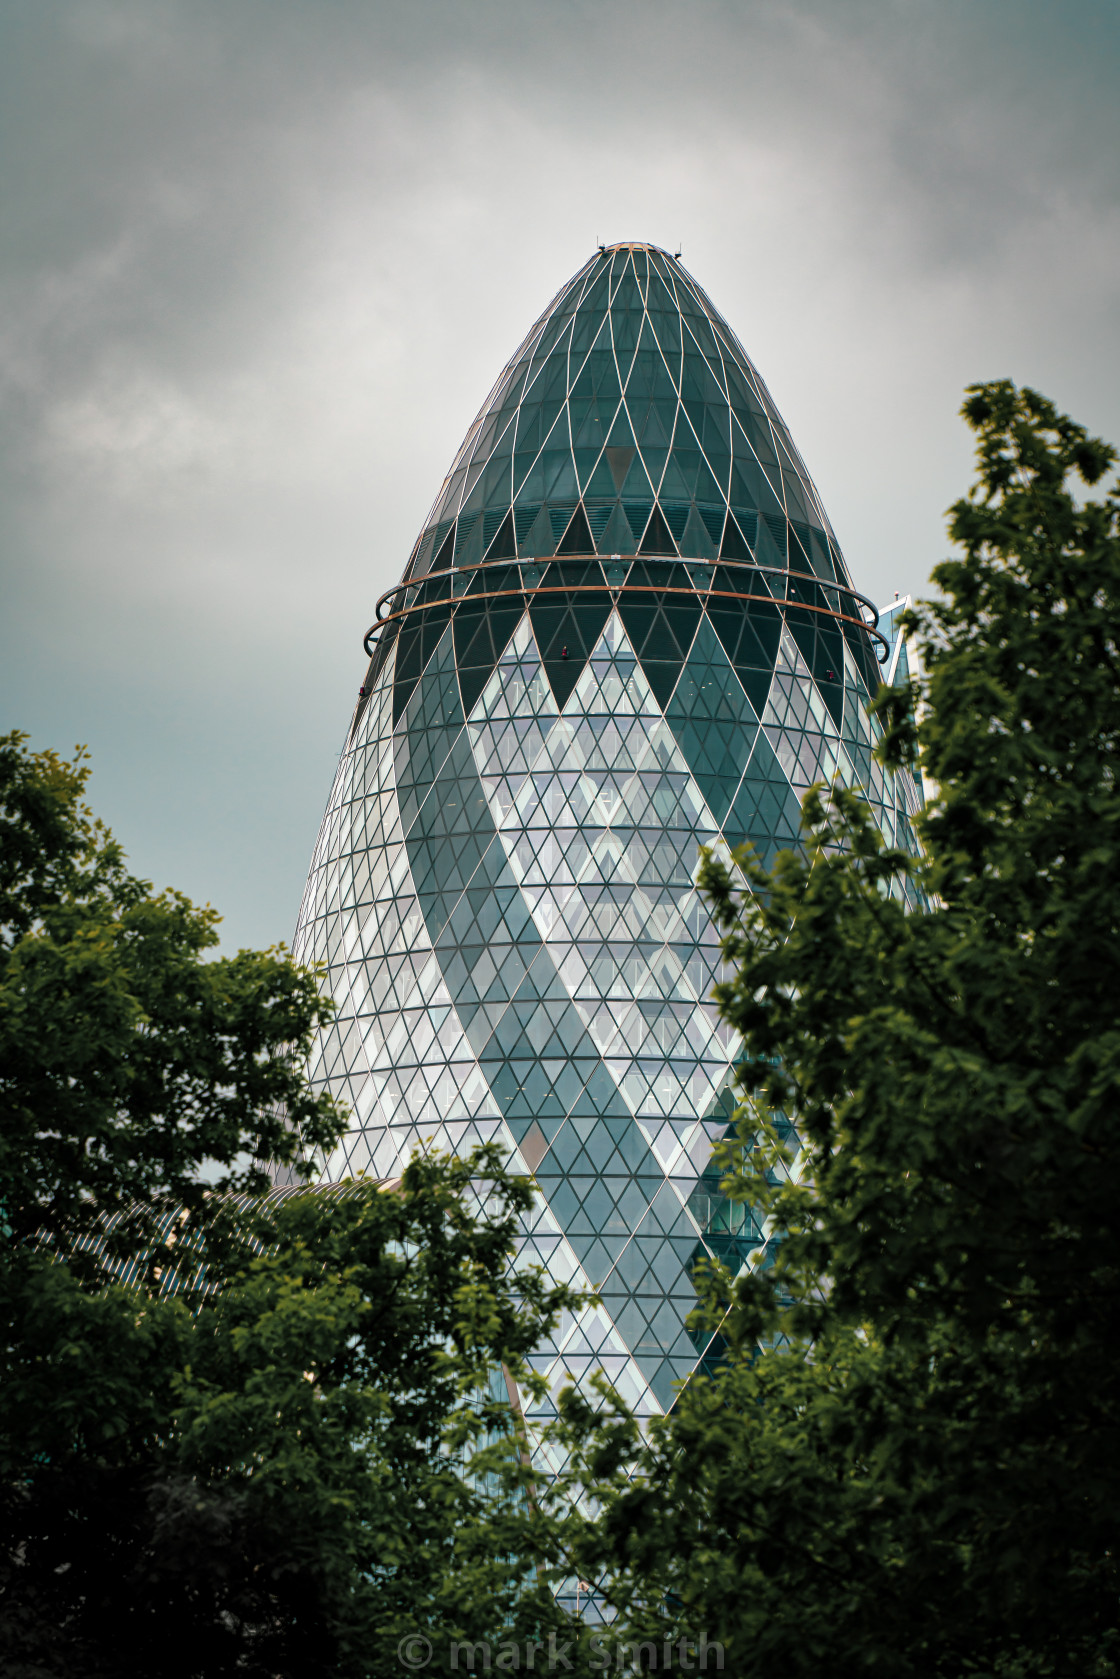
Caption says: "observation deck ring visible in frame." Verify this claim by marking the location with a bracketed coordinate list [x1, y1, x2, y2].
[363, 554, 889, 661]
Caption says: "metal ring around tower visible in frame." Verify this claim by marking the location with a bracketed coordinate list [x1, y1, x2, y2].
[373, 553, 879, 625]
[363, 556, 890, 662]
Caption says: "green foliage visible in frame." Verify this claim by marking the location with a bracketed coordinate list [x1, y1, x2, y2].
[552, 384, 1120, 1676]
[2, 1152, 580, 1677]
[0, 731, 343, 1274]
[0, 737, 582, 1676]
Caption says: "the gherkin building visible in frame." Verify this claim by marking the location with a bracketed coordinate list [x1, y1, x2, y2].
[290, 242, 920, 1427]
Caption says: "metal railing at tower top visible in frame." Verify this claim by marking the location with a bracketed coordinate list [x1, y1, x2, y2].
[363, 553, 889, 662]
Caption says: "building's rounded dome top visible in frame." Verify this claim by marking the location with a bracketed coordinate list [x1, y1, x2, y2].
[299, 246, 918, 1421]
[402, 243, 844, 590]
[367, 244, 881, 731]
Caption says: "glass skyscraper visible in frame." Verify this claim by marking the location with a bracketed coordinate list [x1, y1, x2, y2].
[290, 243, 920, 1428]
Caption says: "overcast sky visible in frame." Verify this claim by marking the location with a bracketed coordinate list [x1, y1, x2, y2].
[2, 0, 1118, 952]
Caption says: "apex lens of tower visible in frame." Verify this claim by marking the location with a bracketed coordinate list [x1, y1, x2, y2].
[292, 245, 920, 1420]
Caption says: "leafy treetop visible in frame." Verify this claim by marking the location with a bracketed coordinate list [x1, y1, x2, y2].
[0, 731, 344, 1275]
[545, 382, 1120, 1679]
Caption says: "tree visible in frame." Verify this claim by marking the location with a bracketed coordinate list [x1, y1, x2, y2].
[552, 383, 1120, 1677]
[0, 735, 580, 1676]
[3, 1152, 579, 1678]
[0, 731, 341, 1271]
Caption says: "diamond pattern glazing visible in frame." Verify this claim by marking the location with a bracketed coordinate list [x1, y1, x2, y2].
[290, 244, 920, 1430]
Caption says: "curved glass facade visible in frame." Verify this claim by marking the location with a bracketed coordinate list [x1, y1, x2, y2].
[291, 244, 920, 1422]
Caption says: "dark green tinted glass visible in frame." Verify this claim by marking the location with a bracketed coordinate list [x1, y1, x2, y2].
[296, 246, 920, 1448]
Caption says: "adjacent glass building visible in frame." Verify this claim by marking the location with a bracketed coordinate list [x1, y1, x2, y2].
[290, 243, 920, 1431]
